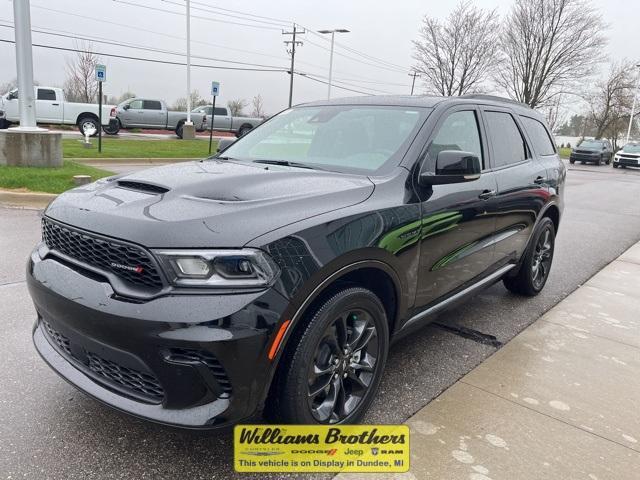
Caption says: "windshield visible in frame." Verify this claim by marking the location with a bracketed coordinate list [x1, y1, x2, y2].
[622, 143, 640, 153]
[578, 139, 605, 148]
[219, 105, 429, 174]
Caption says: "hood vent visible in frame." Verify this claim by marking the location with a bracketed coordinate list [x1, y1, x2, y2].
[117, 180, 169, 194]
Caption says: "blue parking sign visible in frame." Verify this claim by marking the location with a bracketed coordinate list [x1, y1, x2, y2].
[95, 64, 107, 82]
[211, 81, 220, 97]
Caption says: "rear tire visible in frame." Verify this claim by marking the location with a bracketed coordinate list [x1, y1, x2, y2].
[77, 115, 99, 136]
[0, 118, 9, 129]
[596, 155, 602, 166]
[175, 121, 184, 139]
[237, 125, 252, 137]
[266, 287, 389, 425]
[503, 217, 555, 297]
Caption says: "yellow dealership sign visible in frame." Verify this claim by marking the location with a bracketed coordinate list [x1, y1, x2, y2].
[234, 425, 410, 473]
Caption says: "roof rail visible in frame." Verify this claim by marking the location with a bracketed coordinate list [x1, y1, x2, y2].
[460, 94, 530, 108]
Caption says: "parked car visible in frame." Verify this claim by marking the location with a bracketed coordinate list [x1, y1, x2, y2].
[613, 142, 640, 169]
[569, 138, 613, 165]
[104, 98, 207, 138]
[0, 86, 115, 135]
[192, 105, 263, 137]
[28, 94, 564, 428]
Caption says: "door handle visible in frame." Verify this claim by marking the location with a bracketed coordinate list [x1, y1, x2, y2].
[534, 176, 548, 185]
[479, 189, 497, 200]
[52, 103, 59, 106]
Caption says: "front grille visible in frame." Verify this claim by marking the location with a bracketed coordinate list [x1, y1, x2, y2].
[42, 218, 163, 290]
[166, 348, 232, 397]
[86, 352, 165, 401]
[41, 320, 164, 403]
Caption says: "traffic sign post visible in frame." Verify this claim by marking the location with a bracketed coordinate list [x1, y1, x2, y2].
[95, 65, 106, 153]
[209, 81, 220, 155]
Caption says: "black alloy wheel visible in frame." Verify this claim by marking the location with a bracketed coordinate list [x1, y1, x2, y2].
[307, 308, 380, 423]
[268, 287, 389, 424]
[503, 217, 555, 296]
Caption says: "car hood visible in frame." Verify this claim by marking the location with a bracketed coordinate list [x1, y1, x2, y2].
[45, 160, 374, 248]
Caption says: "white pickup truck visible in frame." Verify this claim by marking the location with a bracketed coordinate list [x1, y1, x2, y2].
[0, 86, 115, 135]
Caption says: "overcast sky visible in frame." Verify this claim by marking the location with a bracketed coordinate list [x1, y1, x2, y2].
[1, 0, 638, 116]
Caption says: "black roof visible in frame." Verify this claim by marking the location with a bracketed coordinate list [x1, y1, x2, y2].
[300, 94, 539, 118]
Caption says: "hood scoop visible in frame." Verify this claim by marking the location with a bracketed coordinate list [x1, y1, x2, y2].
[117, 180, 170, 194]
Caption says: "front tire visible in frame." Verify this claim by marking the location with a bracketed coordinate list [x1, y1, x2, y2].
[503, 217, 556, 297]
[268, 287, 389, 424]
[103, 119, 120, 135]
[596, 155, 602, 166]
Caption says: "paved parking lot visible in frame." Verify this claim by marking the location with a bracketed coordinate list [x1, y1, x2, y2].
[1, 162, 640, 479]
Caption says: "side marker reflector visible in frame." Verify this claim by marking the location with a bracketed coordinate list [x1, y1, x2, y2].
[268, 319, 291, 361]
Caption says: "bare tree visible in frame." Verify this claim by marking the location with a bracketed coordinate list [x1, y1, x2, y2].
[412, 1, 500, 96]
[170, 90, 207, 111]
[63, 42, 100, 103]
[251, 94, 266, 118]
[498, 0, 607, 109]
[0, 78, 17, 94]
[227, 98, 248, 116]
[541, 95, 566, 133]
[588, 61, 634, 146]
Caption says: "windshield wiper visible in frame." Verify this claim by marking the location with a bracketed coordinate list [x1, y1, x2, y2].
[252, 159, 324, 170]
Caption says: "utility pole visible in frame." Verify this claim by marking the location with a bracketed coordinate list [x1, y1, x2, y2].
[409, 72, 420, 96]
[625, 64, 640, 145]
[319, 29, 350, 100]
[283, 24, 304, 108]
[13, 0, 38, 130]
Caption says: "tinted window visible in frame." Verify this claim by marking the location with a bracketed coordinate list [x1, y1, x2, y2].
[37, 89, 56, 101]
[484, 111, 528, 167]
[129, 99, 144, 109]
[143, 100, 162, 110]
[214, 107, 228, 116]
[428, 110, 483, 167]
[521, 116, 555, 156]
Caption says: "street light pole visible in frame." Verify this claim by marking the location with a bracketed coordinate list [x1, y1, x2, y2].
[625, 64, 640, 145]
[12, 0, 38, 130]
[319, 29, 349, 100]
[185, 0, 192, 125]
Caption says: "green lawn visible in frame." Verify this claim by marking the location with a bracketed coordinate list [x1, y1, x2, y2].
[63, 138, 216, 159]
[0, 161, 114, 194]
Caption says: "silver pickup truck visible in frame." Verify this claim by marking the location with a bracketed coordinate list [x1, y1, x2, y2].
[104, 98, 206, 138]
[192, 105, 263, 137]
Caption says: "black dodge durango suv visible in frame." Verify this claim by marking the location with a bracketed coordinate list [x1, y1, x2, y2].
[28, 95, 565, 428]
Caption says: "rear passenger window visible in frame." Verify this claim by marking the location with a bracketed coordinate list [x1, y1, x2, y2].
[521, 116, 556, 156]
[214, 107, 228, 116]
[484, 111, 528, 167]
[143, 100, 162, 110]
[37, 89, 56, 101]
[429, 110, 484, 168]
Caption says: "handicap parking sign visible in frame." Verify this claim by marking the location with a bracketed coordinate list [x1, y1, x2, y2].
[211, 81, 220, 96]
[95, 64, 107, 82]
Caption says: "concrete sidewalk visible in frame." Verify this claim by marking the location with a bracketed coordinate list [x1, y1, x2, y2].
[339, 241, 640, 480]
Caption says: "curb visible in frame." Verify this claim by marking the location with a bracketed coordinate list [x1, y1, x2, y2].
[0, 190, 56, 210]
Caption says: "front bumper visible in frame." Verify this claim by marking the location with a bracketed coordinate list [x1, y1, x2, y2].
[570, 152, 600, 162]
[613, 156, 640, 167]
[27, 248, 289, 429]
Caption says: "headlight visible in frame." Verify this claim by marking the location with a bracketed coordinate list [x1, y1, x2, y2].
[153, 249, 280, 288]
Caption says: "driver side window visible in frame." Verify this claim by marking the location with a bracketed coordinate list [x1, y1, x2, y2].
[129, 99, 144, 110]
[428, 110, 483, 169]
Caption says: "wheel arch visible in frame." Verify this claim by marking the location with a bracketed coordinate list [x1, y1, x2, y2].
[76, 112, 99, 125]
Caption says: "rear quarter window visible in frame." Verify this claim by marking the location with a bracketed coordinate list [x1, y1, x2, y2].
[521, 116, 556, 156]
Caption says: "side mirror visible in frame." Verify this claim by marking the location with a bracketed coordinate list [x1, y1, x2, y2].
[419, 150, 481, 186]
[217, 137, 237, 153]
[8, 91, 18, 100]
[122, 104, 130, 110]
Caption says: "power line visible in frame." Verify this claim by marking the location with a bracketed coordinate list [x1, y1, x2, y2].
[28, 5, 290, 63]
[160, 0, 289, 28]
[0, 38, 287, 72]
[0, 22, 287, 70]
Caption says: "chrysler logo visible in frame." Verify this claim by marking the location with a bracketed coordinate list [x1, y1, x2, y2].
[110, 262, 144, 274]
